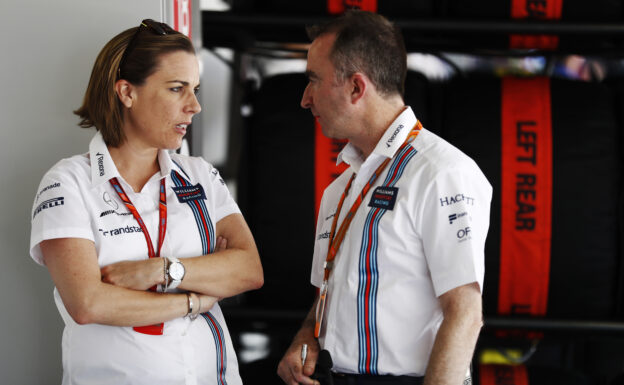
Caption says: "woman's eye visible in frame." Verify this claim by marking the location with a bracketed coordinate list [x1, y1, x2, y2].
[170, 87, 182, 92]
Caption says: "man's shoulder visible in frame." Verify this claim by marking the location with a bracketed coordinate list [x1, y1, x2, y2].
[411, 128, 481, 174]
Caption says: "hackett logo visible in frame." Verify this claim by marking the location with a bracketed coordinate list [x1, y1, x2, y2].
[439, 194, 475, 207]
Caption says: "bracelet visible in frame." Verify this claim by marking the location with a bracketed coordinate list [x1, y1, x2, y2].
[163, 257, 169, 292]
[186, 292, 201, 321]
[186, 292, 193, 316]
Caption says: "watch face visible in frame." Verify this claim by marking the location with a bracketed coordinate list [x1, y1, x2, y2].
[169, 262, 185, 281]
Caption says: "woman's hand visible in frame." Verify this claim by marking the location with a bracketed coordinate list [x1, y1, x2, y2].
[177, 213, 263, 297]
[198, 294, 219, 313]
[100, 236, 228, 292]
[100, 258, 163, 291]
[215, 235, 227, 252]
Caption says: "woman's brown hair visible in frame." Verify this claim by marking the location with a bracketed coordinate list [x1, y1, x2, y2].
[74, 21, 194, 147]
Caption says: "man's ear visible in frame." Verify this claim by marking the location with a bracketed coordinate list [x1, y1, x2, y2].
[115, 79, 135, 108]
[350, 73, 367, 104]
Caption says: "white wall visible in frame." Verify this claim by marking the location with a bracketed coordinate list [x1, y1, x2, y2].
[0, 1, 162, 383]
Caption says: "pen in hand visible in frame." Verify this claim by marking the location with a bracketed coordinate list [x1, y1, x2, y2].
[301, 343, 308, 366]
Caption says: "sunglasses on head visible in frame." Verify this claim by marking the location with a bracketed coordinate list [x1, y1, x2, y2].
[118, 19, 176, 79]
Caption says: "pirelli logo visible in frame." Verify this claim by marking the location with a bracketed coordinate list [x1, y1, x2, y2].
[33, 197, 64, 218]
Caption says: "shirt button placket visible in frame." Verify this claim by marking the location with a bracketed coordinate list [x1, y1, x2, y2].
[181, 333, 197, 385]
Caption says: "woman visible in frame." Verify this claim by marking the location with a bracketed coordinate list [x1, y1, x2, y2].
[29, 19, 263, 385]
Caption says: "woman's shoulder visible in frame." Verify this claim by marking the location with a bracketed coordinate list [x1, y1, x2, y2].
[170, 153, 219, 179]
[42, 153, 90, 182]
[34, 153, 90, 204]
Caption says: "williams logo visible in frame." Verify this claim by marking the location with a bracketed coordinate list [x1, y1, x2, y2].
[172, 184, 206, 203]
[96, 152, 105, 176]
[386, 124, 404, 147]
[368, 186, 398, 210]
[33, 197, 64, 218]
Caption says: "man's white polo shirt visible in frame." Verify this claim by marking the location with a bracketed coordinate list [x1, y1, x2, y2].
[311, 107, 492, 376]
[30, 132, 242, 385]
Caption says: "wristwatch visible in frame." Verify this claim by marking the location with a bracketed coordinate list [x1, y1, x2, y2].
[165, 257, 185, 290]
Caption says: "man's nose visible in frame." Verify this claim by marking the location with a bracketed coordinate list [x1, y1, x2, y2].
[301, 83, 312, 109]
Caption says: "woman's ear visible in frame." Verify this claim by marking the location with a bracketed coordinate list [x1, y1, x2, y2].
[115, 79, 134, 108]
[350, 73, 367, 104]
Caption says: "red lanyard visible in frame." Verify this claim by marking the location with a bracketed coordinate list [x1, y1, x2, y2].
[109, 177, 167, 335]
[315, 121, 422, 338]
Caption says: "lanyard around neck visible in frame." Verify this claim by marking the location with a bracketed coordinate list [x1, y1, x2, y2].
[323, 120, 422, 281]
[109, 176, 167, 335]
[314, 121, 422, 338]
[109, 177, 168, 260]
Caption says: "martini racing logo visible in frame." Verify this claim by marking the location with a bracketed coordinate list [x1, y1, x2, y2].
[33, 197, 64, 218]
[99, 225, 143, 237]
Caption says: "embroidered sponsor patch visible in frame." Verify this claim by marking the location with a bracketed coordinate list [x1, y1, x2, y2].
[456, 226, 472, 243]
[98, 225, 143, 237]
[439, 193, 475, 207]
[99, 209, 132, 218]
[317, 231, 331, 240]
[448, 211, 468, 224]
[36, 182, 61, 202]
[102, 191, 119, 210]
[368, 186, 398, 210]
[33, 197, 64, 218]
[172, 184, 206, 203]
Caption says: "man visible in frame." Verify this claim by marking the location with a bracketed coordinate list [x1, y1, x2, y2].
[277, 11, 492, 385]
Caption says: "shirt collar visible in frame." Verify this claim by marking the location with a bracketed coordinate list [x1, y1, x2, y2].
[89, 131, 183, 186]
[337, 106, 418, 168]
[89, 131, 120, 186]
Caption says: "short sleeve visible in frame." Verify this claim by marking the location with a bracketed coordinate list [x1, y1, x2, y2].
[421, 164, 492, 297]
[202, 160, 241, 222]
[30, 165, 94, 265]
